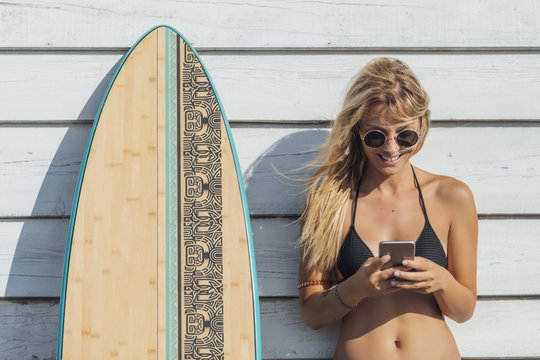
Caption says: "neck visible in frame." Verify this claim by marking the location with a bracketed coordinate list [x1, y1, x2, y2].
[360, 162, 414, 196]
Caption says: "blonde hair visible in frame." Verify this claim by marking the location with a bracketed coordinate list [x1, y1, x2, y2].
[299, 57, 431, 271]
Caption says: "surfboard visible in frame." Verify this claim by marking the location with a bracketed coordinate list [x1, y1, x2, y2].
[57, 25, 261, 360]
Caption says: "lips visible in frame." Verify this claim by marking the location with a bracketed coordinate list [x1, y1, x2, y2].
[380, 154, 400, 162]
[377, 153, 402, 163]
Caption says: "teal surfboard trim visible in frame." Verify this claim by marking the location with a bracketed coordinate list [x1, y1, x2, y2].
[57, 25, 262, 360]
[56, 25, 161, 360]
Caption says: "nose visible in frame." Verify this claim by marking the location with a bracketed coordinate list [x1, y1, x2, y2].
[382, 133, 400, 152]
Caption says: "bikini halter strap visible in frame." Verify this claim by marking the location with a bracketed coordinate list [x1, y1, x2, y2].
[411, 165, 429, 221]
[352, 165, 429, 224]
[352, 181, 361, 225]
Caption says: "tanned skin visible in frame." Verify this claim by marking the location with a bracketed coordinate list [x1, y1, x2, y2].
[299, 104, 478, 360]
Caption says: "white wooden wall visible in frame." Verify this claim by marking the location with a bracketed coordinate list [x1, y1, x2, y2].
[1, 1, 539, 359]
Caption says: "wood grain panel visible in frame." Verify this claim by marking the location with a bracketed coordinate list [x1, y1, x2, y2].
[1, 1, 539, 49]
[1, 124, 539, 217]
[60, 31, 158, 359]
[1, 299, 539, 359]
[222, 123, 257, 359]
[3, 52, 540, 122]
[1, 217, 538, 298]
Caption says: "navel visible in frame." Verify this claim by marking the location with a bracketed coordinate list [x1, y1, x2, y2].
[394, 339, 401, 348]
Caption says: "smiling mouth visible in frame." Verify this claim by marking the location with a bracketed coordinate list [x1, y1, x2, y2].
[377, 154, 402, 162]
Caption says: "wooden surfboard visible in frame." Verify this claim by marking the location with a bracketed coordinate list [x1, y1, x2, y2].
[57, 26, 261, 360]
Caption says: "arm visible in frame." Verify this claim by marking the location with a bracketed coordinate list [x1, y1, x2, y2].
[299, 255, 397, 330]
[392, 179, 478, 323]
[298, 263, 348, 330]
[435, 180, 478, 322]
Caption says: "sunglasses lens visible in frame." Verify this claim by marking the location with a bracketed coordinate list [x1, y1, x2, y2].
[363, 131, 386, 148]
[396, 130, 419, 147]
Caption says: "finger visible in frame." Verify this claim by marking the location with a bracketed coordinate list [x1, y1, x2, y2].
[362, 256, 379, 266]
[402, 257, 431, 271]
[390, 279, 429, 290]
[377, 264, 411, 279]
[393, 270, 429, 281]
[379, 267, 399, 280]
[393, 265, 410, 272]
[366, 255, 390, 273]
[378, 278, 398, 290]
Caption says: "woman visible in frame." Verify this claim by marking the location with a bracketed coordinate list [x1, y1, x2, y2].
[297, 57, 478, 359]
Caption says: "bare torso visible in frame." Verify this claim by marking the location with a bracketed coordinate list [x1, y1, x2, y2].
[333, 168, 460, 360]
[333, 291, 459, 360]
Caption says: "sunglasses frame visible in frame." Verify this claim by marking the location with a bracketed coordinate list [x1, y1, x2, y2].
[359, 129, 421, 149]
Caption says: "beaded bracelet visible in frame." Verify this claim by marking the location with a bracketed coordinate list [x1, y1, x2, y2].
[296, 280, 333, 289]
[333, 285, 357, 311]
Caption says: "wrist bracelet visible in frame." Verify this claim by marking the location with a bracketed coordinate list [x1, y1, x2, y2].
[296, 280, 333, 289]
[333, 285, 356, 311]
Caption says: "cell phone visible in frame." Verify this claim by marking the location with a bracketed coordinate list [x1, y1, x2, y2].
[379, 241, 415, 270]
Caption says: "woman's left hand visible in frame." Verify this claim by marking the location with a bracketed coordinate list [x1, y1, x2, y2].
[390, 256, 450, 294]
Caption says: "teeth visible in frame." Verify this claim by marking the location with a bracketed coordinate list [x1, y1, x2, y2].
[381, 155, 400, 161]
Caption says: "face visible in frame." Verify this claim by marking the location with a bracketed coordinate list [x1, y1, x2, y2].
[359, 104, 420, 177]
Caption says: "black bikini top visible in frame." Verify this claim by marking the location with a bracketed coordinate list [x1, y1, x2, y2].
[337, 167, 447, 280]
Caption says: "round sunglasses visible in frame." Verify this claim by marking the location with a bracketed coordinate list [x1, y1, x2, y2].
[359, 129, 420, 148]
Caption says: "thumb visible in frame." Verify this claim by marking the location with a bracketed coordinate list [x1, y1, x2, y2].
[366, 255, 390, 273]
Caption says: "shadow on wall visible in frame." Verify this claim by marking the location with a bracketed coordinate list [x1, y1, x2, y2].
[2, 58, 122, 359]
[242, 127, 329, 217]
[242, 128, 330, 298]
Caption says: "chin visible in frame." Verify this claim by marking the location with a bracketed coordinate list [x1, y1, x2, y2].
[367, 153, 412, 176]
[376, 165, 405, 177]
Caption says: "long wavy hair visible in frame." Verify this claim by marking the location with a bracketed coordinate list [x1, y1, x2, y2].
[299, 57, 431, 271]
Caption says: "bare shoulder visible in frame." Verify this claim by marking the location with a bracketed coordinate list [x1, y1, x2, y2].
[414, 167, 476, 211]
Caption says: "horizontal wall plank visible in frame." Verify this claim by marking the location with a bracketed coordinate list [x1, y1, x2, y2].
[0, 300, 58, 360]
[261, 298, 540, 359]
[253, 218, 540, 297]
[0, 219, 67, 297]
[3, 52, 540, 121]
[1, 298, 538, 359]
[1, 217, 537, 297]
[0, 124, 539, 217]
[0, 52, 120, 122]
[235, 124, 540, 215]
[1, 1, 539, 49]
[0, 124, 89, 217]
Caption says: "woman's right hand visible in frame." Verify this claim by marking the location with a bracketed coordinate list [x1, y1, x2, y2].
[350, 255, 401, 299]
